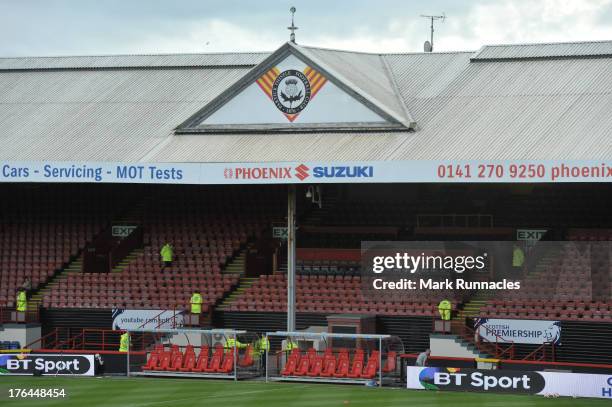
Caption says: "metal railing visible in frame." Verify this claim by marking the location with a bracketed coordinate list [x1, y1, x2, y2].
[25, 328, 60, 349]
[416, 214, 494, 228]
[0, 302, 41, 324]
[459, 322, 515, 359]
[523, 342, 556, 362]
[133, 304, 188, 331]
[46, 328, 158, 352]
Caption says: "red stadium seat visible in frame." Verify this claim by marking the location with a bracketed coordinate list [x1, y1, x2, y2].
[157, 352, 172, 371]
[142, 352, 161, 371]
[238, 346, 255, 367]
[281, 350, 300, 376]
[347, 349, 365, 378]
[204, 346, 224, 373]
[191, 346, 210, 372]
[319, 355, 337, 377]
[382, 352, 397, 373]
[294, 353, 312, 376]
[307, 355, 324, 376]
[333, 357, 350, 378]
[218, 349, 235, 373]
[166, 350, 184, 371]
[179, 346, 197, 372]
[361, 351, 380, 379]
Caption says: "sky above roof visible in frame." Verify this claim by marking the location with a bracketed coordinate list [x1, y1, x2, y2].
[2, 0, 612, 56]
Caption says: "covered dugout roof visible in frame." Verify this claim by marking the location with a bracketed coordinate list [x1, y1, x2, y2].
[0, 40, 611, 162]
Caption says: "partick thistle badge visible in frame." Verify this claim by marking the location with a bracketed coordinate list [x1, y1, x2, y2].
[256, 66, 327, 122]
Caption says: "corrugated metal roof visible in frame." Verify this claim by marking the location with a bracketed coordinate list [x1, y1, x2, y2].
[0, 67, 250, 160]
[1, 40, 612, 162]
[472, 40, 612, 60]
[297, 45, 414, 125]
[0, 52, 268, 70]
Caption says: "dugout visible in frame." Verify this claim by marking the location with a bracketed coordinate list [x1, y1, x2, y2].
[126, 328, 261, 380]
[265, 331, 404, 386]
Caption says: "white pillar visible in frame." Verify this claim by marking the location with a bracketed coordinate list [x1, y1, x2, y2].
[287, 185, 296, 331]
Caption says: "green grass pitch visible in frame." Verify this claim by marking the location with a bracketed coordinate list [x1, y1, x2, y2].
[0, 376, 608, 407]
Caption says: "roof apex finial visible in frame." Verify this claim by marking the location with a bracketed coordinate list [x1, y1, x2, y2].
[288, 6, 298, 44]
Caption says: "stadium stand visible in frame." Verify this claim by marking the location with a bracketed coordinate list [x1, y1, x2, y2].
[41, 185, 285, 310]
[227, 274, 461, 316]
[481, 236, 612, 322]
[1, 38, 612, 388]
[0, 184, 132, 308]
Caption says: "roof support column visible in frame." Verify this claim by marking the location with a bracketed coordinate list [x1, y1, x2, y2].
[287, 185, 296, 332]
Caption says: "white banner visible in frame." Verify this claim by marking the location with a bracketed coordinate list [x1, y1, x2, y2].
[0, 354, 95, 376]
[407, 367, 612, 399]
[2, 160, 612, 184]
[112, 309, 183, 330]
[474, 318, 561, 345]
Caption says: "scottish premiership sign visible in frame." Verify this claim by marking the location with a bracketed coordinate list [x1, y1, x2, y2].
[474, 318, 561, 345]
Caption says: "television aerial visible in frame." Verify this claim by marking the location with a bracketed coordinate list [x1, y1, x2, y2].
[420, 13, 446, 52]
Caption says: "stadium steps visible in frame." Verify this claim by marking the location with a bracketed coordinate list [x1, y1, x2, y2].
[448, 334, 491, 359]
[455, 290, 494, 320]
[222, 250, 246, 275]
[449, 290, 493, 349]
[111, 249, 144, 273]
[29, 256, 84, 308]
[216, 277, 259, 311]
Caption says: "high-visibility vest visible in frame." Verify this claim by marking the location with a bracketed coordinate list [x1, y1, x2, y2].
[259, 337, 270, 351]
[190, 293, 203, 314]
[513, 247, 525, 267]
[226, 338, 245, 350]
[16, 291, 27, 312]
[285, 340, 298, 351]
[160, 245, 173, 262]
[254, 337, 270, 356]
[119, 333, 130, 352]
[438, 300, 452, 321]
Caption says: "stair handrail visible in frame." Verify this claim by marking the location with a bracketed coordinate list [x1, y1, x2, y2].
[135, 304, 185, 330]
[25, 327, 59, 349]
[416, 213, 494, 228]
[56, 328, 147, 351]
[54, 330, 84, 350]
[154, 304, 186, 330]
[523, 341, 555, 361]
[476, 322, 515, 359]
[460, 322, 515, 359]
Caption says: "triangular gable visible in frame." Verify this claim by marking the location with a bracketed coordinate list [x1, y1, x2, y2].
[177, 42, 415, 132]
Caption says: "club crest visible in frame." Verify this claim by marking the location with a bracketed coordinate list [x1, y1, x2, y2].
[256, 66, 328, 122]
[271, 70, 311, 115]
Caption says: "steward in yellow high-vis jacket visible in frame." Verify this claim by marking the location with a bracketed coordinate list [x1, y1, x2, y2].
[119, 332, 130, 352]
[16, 290, 27, 312]
[160, 243, 174, 270]
[438, 299, 452, 321]
[513, 245, 525, 268]
[190, 291, 203, 314]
